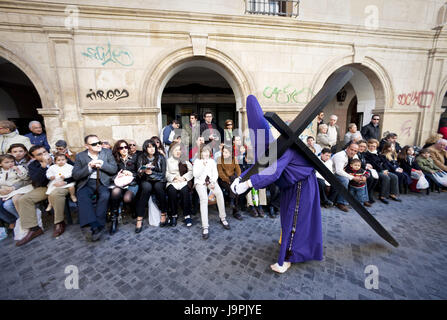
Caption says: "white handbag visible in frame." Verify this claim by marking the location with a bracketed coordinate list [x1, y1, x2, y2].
[147, 196, 161, 226]
[416, 175, 429, 189]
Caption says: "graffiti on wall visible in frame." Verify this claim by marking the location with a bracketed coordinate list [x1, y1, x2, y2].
[82, 42, 134, 66]
[86, 89, 129, 101]
[397, 91, 434, 108]
[263, 85, 314, 104]
[400, 120, 412, 138]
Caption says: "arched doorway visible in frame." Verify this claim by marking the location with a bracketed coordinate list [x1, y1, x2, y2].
[161, 66, 236, 130]
[0, 56, 43, 135]
[319, 63, 385, 146]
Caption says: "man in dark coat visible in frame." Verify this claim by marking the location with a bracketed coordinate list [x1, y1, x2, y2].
[73, 135, 117, 242]
[361, 114, 381, 141]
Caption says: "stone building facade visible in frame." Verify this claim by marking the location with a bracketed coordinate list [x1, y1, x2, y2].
[1, 0, 447, 151]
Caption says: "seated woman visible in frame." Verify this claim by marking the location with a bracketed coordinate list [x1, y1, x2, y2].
[380, 142, 411, 192]
[193, 145, 230, 240]
[0, 154, 31, 234]
[7, 143, 32, 167]
[416, 148, 445, 190]
[364, 139, 401, 204]
[109, 140, 139, 234]
[150, 136, 167, 158]
[398, 145, 424, 192]
[316, 124, 331, 150]
[166, 142, 193, 227]
[135, 138, 168, 233]
[217, 145, 242, 220]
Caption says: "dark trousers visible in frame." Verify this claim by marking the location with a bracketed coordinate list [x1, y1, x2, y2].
[77, 179, 111, 228]
[167, 184, 192, 218]
[137, 180, 167, 217]
[378, 172, 399, 198]
[366, 175, 378, 201]
[317, 178, 330, 204]
[218, 178, 239, 206]
[0, 199, 16, 224]
[267, 183, 281, 210]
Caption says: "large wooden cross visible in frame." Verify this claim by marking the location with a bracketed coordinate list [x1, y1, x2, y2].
[241, 70, 399, 247]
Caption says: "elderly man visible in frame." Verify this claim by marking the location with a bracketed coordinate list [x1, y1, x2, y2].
[0, 120, 32, 155]
[428, 139, 447, 172]
[329, 143, 360, 212]
[127, 139, 142, 158]
[344, 123, 363, 146]
[327, 115, 340, 154]
[24, 121, 51, 151]
[73, 135, 117, 242]
[15, 145, 71, 246]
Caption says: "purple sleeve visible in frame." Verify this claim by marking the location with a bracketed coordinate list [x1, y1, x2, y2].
[249, 149, 292, 190]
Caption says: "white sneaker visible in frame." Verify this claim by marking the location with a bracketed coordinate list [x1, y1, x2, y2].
[270, 262, 291, 273]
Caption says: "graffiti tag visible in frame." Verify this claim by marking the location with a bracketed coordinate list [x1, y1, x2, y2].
[397, 91, 434, 108]
[82, 42, 134, 66]
[400, 120, 412, 138]
[263, 85, 314, 104]
[86, 89, 129, 101]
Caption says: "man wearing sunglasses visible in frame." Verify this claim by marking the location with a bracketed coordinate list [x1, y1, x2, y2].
[361, 114, 381, 142]
[73, 135, 117, 242]
[127, 139, 142, 158]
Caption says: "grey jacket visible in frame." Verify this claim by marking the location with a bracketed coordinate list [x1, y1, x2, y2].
[72, 148, 118, 189]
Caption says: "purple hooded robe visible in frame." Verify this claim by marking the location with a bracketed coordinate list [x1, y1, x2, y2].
[241, 95, 323, 266]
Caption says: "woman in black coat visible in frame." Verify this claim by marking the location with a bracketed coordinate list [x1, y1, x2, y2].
[109, 140, 139, 234]
[364, 139, 401, 204]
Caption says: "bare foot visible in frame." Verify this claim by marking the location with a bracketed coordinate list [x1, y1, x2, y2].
[270, 262, 291, 273]
[45, 204, 53, 212]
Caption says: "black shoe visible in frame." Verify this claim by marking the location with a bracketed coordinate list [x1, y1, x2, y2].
[159, 214, 169, 227]
[202, 228, 209, 240]
[184, 217, 193, 227]
[322, 200, 333, 208]
[135, 218, 144, 233]
[170, 216, 177, 227]
[82, 227, 92, 242]
[248, 206, 258, 217]
[220, 219, 231, 230]
[233, 212, 243, 220]
[379, 198, 389, 204]
[369, 198, 376, 204]
[91, 227, 103, 242]
[389, 196, 402, 202]
[257, 206, 265, 218]
[109, 211, 119, 235]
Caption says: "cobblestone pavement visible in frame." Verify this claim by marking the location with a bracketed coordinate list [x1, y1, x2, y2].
[0, 191, 446, 300]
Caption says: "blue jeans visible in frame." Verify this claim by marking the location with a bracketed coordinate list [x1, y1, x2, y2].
[349, 185, 369, 203]
[332, 175, 350, 205]
[0, 199, 19, 224]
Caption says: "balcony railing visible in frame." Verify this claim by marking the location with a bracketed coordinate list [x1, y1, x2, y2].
[245, 0, 300, 18]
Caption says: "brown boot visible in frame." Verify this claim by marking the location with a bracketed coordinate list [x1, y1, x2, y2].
[16, 228, 44, 247]
[363, 202, 372, 207]
[335, 203, 349, 212]
[53, 221, 66, 238]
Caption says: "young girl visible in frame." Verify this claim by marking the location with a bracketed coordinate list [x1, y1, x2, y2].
[194, 145, 229, 240]
[0, 154, 31, 232]
[45, 153, 77, 211]
[398, 146, 424, 192]
[7, 143, 32, 167]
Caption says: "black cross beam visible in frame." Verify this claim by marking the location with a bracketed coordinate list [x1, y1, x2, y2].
[241, 70, 399, 248]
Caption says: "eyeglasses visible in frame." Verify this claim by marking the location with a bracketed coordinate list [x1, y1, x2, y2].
[89, 141, 102, 147]
[128, 144, 136, 147]
[118, 146, 129, 150]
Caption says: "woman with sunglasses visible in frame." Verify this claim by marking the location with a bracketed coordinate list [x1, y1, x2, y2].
[150, 136, 166, 157]
[109, 140, 139, 234]
[135, 138, 168, 232]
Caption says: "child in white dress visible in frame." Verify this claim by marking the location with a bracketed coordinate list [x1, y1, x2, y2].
[45, 153, 77, 211]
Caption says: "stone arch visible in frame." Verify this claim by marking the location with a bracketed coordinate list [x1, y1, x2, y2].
[140, 45, 255, 132]
[0, 40, 53, 109]
[310, 54, 394, 111]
